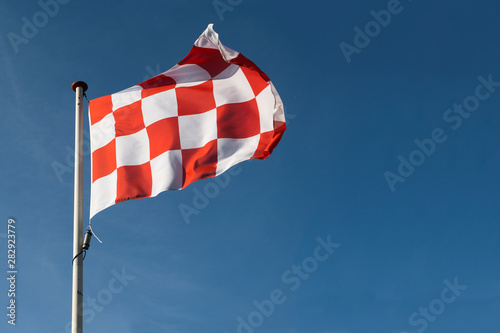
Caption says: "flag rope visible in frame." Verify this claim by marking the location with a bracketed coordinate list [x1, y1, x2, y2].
[88, 223, 103, 244]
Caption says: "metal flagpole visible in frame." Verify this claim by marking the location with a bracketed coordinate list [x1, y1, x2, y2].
[71, 81, 88, 333]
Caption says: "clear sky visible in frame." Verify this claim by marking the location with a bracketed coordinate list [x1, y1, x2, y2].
[1, 0, 500, 332]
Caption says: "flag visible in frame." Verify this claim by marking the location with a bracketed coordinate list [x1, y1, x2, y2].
[88, 24, 286, 218]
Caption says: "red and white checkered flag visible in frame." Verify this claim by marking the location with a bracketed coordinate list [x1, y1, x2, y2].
[88, 24, 286, 218]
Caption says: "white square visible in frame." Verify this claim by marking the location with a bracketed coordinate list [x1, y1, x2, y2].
[168, 64, 211, 87]
[255, 85, 275, 133]
[90, 113, 116, 152]
[194, 24, 239, 61]
[142, 89, 178, 127]
[150, 150, 183, 196]
[213, 66, 255, 106]
[115, 129, 150, 167]
[178, 109, 217, 149]
[112, 85, 142, 111]
[269, 82, 285, 123]
[215, 136, 259, 175]
[90, 170, 117, 218]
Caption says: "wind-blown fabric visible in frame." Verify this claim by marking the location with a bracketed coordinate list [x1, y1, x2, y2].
[88, 24, 286, 218]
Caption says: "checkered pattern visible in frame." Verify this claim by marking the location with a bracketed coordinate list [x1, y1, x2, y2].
[88, 24, 286, 218]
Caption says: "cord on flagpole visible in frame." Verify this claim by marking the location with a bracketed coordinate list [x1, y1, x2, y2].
[72, 250, 86, 265]
[71, 226, 93, 265]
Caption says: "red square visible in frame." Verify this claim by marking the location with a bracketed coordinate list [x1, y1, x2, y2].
[116, 163, 152, 203]
[89, 95, 113, 125]
[176, 81, 216, 116]
[140, 75, 176, 99]
[181, 140, 218, 188]
[178, 46, 231, 78]
[240, 66, 270, 97]
[217, 99, 260, 139]
[252, 125, 286, 160]
[113, 100, 145, 137]
[230, 53, 270, 82]
[146, 117, 181, 159]
[92, 139, 117, 182]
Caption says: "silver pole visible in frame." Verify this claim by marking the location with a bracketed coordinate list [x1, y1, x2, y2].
[71, 81, 87, 333]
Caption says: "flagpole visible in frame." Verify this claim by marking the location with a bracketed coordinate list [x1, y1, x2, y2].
[71, 81, 87, 333]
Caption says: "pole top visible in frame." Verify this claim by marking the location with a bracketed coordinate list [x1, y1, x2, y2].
[72, 81, 88, 92]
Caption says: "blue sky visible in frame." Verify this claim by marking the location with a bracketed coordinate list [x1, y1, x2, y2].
[1, 0, 500, 332]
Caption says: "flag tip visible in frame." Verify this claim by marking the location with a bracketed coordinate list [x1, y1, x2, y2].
[72, 81, 88, 92]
